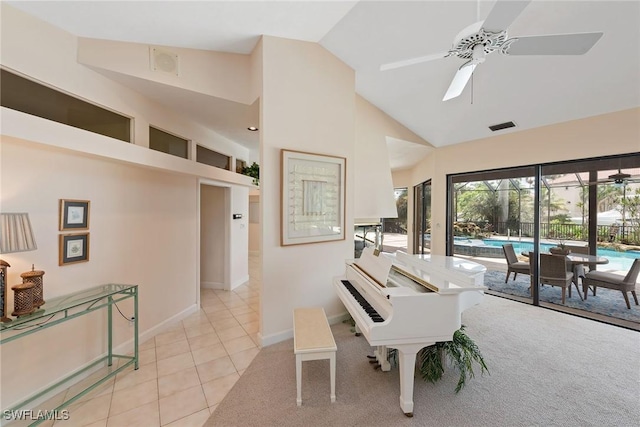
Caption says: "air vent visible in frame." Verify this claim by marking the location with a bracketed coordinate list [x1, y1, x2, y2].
[489, 121, 516, 132]
[150, 47, 179, 76]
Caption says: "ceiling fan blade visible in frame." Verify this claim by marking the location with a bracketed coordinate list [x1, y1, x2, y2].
[482, 0, 531, 32]
[380, 51, 449, 71]
[503, 32, 604, 55]
[443, 62, 477, 101]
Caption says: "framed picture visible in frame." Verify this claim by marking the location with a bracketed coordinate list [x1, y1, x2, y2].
[281, 149, 346, 246]
[59, 199, 90, 231]
[59, 233, 90, 265]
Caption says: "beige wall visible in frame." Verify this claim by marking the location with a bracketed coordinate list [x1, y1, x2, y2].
[1, 4, 250, 161]
[0, 3, 252, 408]
[403, 108, 640, 255]
[0, 137, 199, 407]
[259, 36, 355, 344]
[353, 95, 423, 220]
[78, 38, 253, 105]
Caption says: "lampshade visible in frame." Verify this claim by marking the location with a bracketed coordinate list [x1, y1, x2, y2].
[0, 213, 37, 254]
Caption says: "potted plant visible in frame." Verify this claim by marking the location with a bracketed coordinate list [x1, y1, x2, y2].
[384, 325, 488, 393]
[241, 162, 259, 186]
[416, 325, 489, 393]
[549, 237, 570, 255]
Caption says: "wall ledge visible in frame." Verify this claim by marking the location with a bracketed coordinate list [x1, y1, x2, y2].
[1, 107, 255, 188]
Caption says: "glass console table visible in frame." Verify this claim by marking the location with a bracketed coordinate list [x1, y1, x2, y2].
[0, 284, 138, 426]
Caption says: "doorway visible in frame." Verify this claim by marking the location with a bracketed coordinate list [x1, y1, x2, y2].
[200, 183, 230, 291]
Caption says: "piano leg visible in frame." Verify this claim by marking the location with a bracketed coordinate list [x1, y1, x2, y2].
[395, 343, 433, 417]
[354, 324, 361, 337]
[374, 346, 391, 371]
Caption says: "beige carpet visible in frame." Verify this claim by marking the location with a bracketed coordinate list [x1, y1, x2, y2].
[205, 295, 640, 426]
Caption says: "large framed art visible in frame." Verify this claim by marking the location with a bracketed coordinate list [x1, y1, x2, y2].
[281, 149, 346, 246]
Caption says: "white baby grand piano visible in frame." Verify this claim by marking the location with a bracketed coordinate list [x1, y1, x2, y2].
[333, 247, 487, 416]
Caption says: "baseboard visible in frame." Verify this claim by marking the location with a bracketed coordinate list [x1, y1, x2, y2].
[201, 281, 224, 290]
[259, 311, 351, 348]
[260, 329, 292, 347]
[230, 275, 249, 291]
[0, 304, 199, 418]
[130, 304, 199, 351]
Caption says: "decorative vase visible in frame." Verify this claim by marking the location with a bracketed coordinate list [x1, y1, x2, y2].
[550, 247, 570, 255]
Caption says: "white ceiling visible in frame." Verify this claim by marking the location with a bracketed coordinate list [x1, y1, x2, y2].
[8, 1, 640, 170]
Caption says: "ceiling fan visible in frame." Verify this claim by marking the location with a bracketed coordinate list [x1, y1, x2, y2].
[608, 169, 631, 185]
[380, 0, 604, 101]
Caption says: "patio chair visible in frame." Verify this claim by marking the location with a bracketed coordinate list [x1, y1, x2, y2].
[565, 245, 589, 254]
[565, 245, 591, 294]
[502, 244, 530, 283]
[582, 258, 640, 309]
[534, 254, 573, 304]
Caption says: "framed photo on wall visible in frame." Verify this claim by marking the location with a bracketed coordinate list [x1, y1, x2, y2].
[281, 149, 346, 246]
[59, 199, 90, 231]
[59, 233, 90, 265]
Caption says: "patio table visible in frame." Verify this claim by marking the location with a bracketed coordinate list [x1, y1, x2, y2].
[521, 251, 609, 300]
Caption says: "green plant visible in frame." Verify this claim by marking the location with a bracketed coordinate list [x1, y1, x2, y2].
[416, 325, 489, 393]
[241, 162, 260, 186]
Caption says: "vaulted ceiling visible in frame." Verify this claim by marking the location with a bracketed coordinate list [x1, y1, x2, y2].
[8, 1, 640, 170]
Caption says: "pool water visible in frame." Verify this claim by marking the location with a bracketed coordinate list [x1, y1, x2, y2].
[482, 239, 640, 272]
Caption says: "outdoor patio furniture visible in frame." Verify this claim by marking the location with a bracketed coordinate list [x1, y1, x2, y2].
[502, 244, 530, 283]
[565, 245, 590, 294]
[565, 245, 589, 255]
[533, 254, 574, 304]
[582, 258, 640, 309]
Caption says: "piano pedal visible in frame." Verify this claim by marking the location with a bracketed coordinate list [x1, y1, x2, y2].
[355, 332, 361, 337]
[366, 355, 376, 359]
[368, 360, 378, 364]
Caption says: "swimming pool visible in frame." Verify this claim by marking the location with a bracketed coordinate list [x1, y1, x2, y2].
[482, 239, 640, 271]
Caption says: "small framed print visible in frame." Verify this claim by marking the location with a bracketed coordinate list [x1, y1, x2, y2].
[59, 233, 90, 265]
[59, 199, 90, 231]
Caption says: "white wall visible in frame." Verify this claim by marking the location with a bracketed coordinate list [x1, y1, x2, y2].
[259, 36, 355, 344]
[248, 192, 261, 254]
[200, 185, 227, 289]
[229, 185, 249, 290]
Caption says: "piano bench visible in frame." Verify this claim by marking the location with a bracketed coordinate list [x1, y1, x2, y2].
[293, 307, 337, 407]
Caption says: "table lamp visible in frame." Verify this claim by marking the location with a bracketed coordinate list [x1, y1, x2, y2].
[0, 213, 39, 322]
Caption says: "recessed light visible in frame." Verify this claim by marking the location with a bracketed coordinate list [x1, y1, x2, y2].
[247, 126, 258, 132]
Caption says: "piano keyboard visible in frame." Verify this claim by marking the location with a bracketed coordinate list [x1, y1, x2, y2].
[341, 280, 385, 323]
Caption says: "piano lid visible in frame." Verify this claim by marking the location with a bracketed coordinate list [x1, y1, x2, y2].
[384, 251, 487, 294]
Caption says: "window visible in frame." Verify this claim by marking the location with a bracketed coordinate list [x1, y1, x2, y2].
[196, 145, 230, 170]
[236, 159, 247, 174]
[1, 69, 131, 142]
[414, 181, 431, 254]
[149, 127, 188, 159]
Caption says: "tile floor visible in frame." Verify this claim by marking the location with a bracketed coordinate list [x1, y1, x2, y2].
[13, 256, 261, 427]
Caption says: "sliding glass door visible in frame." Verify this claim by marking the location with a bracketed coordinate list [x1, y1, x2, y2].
[414, 180, 431, 255]
[447, 154, 640, 328]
